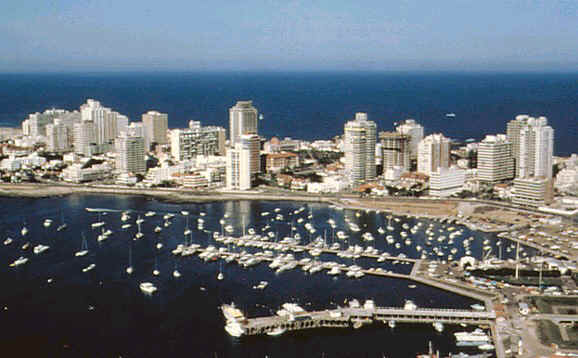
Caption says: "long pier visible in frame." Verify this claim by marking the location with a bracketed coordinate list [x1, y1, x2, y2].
[238, 306, 496, 336]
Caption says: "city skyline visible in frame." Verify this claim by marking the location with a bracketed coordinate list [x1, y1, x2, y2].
[1, 1, 577, 72]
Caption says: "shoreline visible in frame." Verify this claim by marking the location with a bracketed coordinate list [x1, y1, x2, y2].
[0, 183, 535, 232]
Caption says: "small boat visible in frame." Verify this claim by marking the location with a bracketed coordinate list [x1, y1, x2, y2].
[43, 219, 53, 227]
[154, 226, 162, 233]
[21, 226, 28, 236]
[470, 304, 485, 311]
[433, 321, 444, 333]
[139, 282, 157, 295]
[75, 234, 89, 257]
[82, 263, 96, 272]
[445, 113, 456, 118]
[173, 269, 181, 278]
[156, 242, 163, 249]
[388, 320, 396, 329]
[3, 238, 13, 246]
[181, 210, 189, 216]
[144, 211, 156, 217]
[267, 327, 286, 336]
[9, 256, 28, 267]
[33, 244, 50, 255]
[126, 245, 133, 275]
[91, 222, 105, 229]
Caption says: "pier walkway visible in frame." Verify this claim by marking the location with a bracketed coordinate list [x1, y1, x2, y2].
[239, 306, 496, 336]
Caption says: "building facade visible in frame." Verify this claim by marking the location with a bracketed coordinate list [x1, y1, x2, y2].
[142, 110, 168, 149]
[429, 167, 466, 197]
[73, 120, 97, 156]
[507, 115, 554, 179]
[396, 119, 424, 160]
[115, 134, 146, 175]
[170, 121, 226, 161]
[379, 131, 410, 172]
[512, 177, 553, 208]
[46, 119, 72, 153]
[344, 113, 377, 184]
[225, 134, 260, 190]
[417, 134, 450, 176]
[477, 134, 514, 183]
[229, 101, 258, 146]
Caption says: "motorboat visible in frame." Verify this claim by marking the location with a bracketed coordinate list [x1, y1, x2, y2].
[139, 282, 157, 295]
[9, 256, 28, 267]
[266, 327, 286, 336]
[33, 244, 50, 255]
[82, 263, 96, 272]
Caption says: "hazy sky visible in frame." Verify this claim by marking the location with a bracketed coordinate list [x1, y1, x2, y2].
[1, 0, 577, 72]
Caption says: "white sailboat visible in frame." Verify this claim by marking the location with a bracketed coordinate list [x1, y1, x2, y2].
[75, 233, 89, 257]
[126, 245, 133, 275]
[152, 257, 160, 276]
[56, 211, 67, 231]
[217, 261, 224, 280]
[173, 261, 181, 278]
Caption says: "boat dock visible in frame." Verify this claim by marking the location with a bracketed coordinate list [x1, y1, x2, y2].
[238, 306, 496, 336]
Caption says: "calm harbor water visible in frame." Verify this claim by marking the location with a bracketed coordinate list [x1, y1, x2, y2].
[0, 195, 527, 357]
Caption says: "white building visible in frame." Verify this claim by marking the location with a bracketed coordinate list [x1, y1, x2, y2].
[73, 120, 97, 156]
[170, 122, 226, 161]
[61, 163, 111, 183]
[23, 109, 69, 138]
[229, 101, 258, 146]
[512, 176, 553, 208]
[396, 119, 424, 160]
[477, 134, 514, 183]
[142, 110, 168, 150]
[115, 134, 146, 175]
[344, 113, 377, 184]
[80, 99, 128, 152]
[226, 134, 260, 190]
[507, 115, 554, 179]
[429, 167, 466, 197]
[46, 119, 72, 153]
[417, 134, 450, 176]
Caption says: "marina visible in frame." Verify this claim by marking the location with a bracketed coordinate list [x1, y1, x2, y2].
[0, 195, 549, 357]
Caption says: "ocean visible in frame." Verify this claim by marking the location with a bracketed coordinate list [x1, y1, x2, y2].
[0, 194, 533, 357]
[0, 71, 576, 156]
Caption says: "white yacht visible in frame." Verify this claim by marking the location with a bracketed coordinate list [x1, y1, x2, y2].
[224, 321, 245, 337]
[82, 263, 96, 272]
[33, 244, 50, 255]
[221, 303, 245, 322]
[9, 256, 28, 267]
[433, 321, 444, 333]
[21, 226, 28, 236]
[43, 219, 53, 227]
[145, 211, 156, 217]
[172, 269, 181, 278]
[3, 238, 13, 246]
[139, 282, 157, 295]
[75, 234, 89, 257]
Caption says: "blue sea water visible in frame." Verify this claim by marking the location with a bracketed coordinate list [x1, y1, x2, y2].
[0, 195, 534, 357]
[0, 71, 576, 155]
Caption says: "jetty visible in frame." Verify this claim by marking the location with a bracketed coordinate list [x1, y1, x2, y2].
[235, 305, 496, 336]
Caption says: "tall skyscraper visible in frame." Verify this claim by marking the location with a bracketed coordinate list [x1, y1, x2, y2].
[344, 113, 377, 184]
[46, 119, 71, 153]
[417, 134, 450, 176]
[226, 134, 260, 190]
[379, 131, 410, 172]
[229, 101, 258, 145]
[80, 99, 128, 152]
[115, 134, 146, 175]
[507, 115, 554, 179]
[477, 134, 514, 183]
[396, 119, 424, 160]
[142, 111, 168, 150]
[73, 120, 97, 156]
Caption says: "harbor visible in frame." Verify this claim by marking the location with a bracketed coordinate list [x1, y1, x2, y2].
[1, 195, 573, 357]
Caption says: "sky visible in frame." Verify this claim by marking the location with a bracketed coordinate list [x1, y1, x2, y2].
[1, 0, 577, 72]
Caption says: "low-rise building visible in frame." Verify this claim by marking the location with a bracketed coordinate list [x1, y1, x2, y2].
[61, 162, 111, 183]
[265, 152, 299, 173]
[429, 167, 466, 197]
[512, 176, 553, 208]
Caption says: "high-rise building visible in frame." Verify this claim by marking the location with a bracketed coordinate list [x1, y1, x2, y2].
[24, 109, 69, 138]
[142, 111, 168, 150]
[417, 134, 450, 176]
[344, 113, 377, 184]
[229, 101, 258, 146]
[477, 134, 514, 183]
[73, 120, 97, 156]
[80, 99, 128, 151]
[115, 134, 146, 175]
[379, 131, 410, 172]
[507, 115, 554, 179]
[170, 121, 226, 161]
[226, 134, 260, 190]
[46, 119, 71, 153]
[396, 119, 424, 160]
